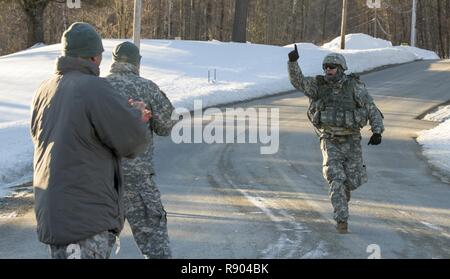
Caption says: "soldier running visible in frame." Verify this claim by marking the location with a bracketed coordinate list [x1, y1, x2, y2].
[287, 45, 384, 233]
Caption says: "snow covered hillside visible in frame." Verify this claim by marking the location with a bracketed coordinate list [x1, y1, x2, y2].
[0, 33, 441, 196]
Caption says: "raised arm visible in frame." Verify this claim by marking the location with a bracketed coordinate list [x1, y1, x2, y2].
[287, 45, 319, 99]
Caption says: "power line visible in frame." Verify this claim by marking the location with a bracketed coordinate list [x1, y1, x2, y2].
[347, 9, 371, 22]
[352, 18, 375, 30]
[382, 2, 412, 14]
[376, 18, 391, 37]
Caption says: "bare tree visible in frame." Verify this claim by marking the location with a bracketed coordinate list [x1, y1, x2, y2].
[232, 0, 249, 42]
[1, 0, 449, 57]
[322, 0, 330, 42]
[218, 0, 226, 41]
[114, 0, 133, 39]
[19, 0, 52, 47]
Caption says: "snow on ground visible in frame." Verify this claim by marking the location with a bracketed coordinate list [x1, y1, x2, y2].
[0, 33, 441, 196]
[423, 105, 450, 122]
[321, 33, 439, 62]
[417, 106, 450, 176]
[323, 33, 393, 49]
[0, 121, 33, 197]
[393, 45, 440, 60]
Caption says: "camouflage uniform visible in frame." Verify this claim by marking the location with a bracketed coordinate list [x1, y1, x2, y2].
[49, 231, 117, 259]
[288, 54, 384, 224]
[106, 62, 177, 259]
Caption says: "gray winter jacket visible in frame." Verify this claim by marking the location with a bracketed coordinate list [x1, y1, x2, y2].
[31, 56, 150, 245]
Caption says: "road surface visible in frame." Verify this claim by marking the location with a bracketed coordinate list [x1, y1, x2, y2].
[1, 60, 449, 259]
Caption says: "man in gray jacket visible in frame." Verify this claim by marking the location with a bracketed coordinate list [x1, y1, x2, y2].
[30, 22, 151, 259]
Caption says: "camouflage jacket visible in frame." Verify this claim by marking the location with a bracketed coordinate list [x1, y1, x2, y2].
[106, 62, 178, 175]
[288, 61, 384, 136]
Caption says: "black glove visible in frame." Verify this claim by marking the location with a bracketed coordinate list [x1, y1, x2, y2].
[288, 44, 299, 62]
[368, 133, 382, 145]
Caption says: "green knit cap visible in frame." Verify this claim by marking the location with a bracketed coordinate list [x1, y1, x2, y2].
[61, 22, 104, 58]
[112, 42, 142, 67]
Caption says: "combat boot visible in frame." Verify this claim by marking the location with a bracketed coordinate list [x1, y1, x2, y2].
[336, 221, 348, 234]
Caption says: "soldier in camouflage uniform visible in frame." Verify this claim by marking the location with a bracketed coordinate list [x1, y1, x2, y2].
[287, 45, 384, 233]
[106, 42, 178, 258]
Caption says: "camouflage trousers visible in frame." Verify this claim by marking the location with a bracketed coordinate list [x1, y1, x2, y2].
[49, 231, 117, 259]
[320, 134, 368, 223]
[124, 173, 172, 259]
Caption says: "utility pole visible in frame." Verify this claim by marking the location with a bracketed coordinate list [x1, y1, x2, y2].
[410, 0, 417, 47]
[340, 0, 348, 49]
[366, 0, 381, 38]
[133, 0, 142, 49]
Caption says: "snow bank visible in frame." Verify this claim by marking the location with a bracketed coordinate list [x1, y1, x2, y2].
[322, 33, 439, 60]
[417, 105, 450, 176]
[417, 120, 450, 176]
[0, 121, 33, 197]
[0, 34, 441, 195]
[323, 33, 393, 49]
[287, 34, 421, 75]
[423, 105, 450, 122]
[394, 45, 440, 60]
[327, 48, 417, 73]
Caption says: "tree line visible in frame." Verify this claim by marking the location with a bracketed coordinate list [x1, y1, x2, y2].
[0, 0, 448, 58]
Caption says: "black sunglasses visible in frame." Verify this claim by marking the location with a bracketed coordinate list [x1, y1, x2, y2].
[323, 64, 338, 70]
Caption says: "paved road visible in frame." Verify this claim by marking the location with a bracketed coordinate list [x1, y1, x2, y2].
[1, 60, 449, 259]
